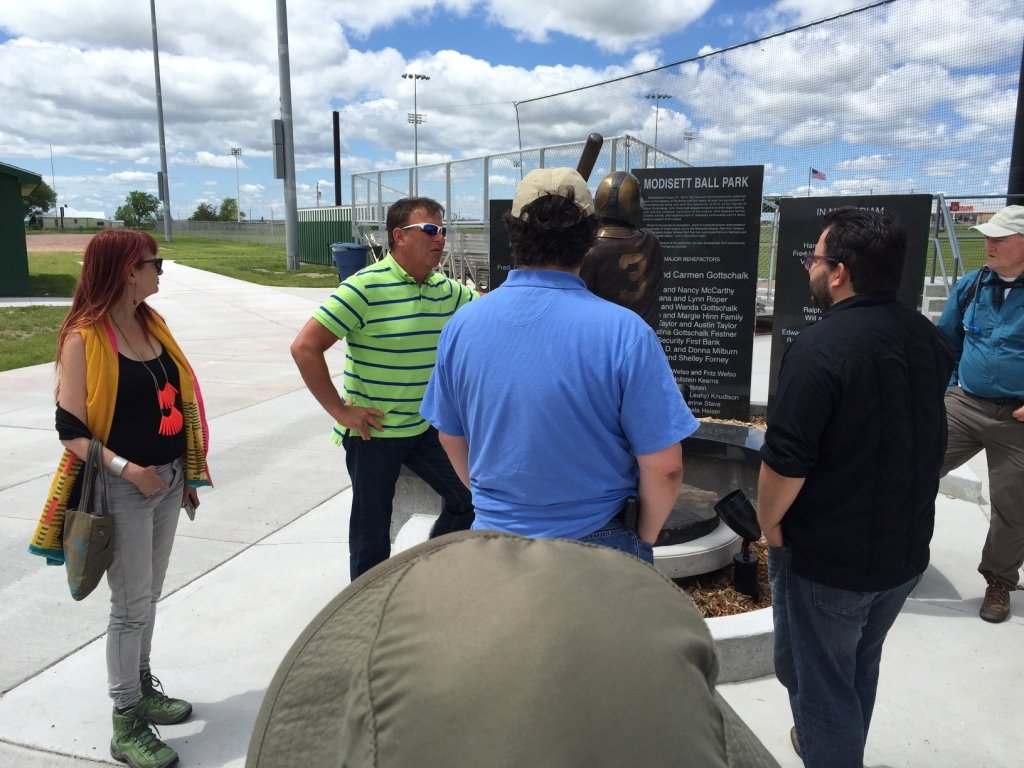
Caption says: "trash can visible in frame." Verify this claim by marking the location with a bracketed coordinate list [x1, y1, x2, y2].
[330, 242, 370, 282]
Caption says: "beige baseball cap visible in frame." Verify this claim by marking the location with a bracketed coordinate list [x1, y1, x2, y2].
[247, 531, 780, 768]
[510, 167, 595, 218]
[971, 205, 1024, 237]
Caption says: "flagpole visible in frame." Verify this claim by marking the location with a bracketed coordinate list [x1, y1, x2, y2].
[807, 167, 811, 196]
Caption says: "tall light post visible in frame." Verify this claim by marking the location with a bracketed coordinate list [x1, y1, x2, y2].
[683, 130, 694, 165]
[402, 73, 429, 167]
[645, 93, 671, 168]
[229, 147, 242, 223]
[150, 0, 172, 241]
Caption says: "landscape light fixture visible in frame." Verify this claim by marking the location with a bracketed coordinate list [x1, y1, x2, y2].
[230, 147, 242, 223]
[402, 73, 430, 167]
[713, 490, 763, 602]
[645, 93, 671, 167]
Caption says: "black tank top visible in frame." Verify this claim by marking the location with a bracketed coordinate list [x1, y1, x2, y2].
[106, 348, 187, 466]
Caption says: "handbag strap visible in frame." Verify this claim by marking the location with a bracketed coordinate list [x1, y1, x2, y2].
[79, 438, 110, 518]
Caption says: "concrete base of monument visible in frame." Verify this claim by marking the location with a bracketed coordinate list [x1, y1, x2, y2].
[392, 513, 774, 683]
[653, 523, 741, 578]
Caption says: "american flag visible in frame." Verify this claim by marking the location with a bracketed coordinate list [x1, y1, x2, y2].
[810, 168, 827, 181]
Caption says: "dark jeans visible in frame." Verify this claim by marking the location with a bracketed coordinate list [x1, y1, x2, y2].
[769, 545, 920, 768]
[342, 426, 473, 580]
[578, 517, 654, 564]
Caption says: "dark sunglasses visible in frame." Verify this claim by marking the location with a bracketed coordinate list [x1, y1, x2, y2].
[401, 223, 447, 237]
[138, 258, 164, 272]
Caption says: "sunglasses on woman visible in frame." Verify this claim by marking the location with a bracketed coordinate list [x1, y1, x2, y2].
[138, 258, 164, 272]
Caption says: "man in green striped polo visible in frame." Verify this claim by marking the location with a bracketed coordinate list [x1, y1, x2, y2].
[291, 197, 477, 579]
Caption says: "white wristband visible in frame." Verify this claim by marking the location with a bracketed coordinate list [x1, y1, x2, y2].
[109, 455, 129, 477]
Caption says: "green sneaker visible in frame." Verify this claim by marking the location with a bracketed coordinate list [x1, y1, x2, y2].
[111, 703, 178, 768]
[139, 670, 193, 725]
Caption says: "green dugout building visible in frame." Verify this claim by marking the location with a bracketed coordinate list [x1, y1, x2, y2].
[0, 161, 42, 296]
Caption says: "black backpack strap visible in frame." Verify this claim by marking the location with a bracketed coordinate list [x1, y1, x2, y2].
[959, 267, 989, 317]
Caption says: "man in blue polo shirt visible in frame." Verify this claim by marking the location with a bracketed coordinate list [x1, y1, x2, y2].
[420, 168, 698, 563]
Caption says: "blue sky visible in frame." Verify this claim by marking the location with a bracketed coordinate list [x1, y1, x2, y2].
[1, 0, 1021, 221]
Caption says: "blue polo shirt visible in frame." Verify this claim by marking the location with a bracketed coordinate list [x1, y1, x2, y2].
[421, 268, 698, 539]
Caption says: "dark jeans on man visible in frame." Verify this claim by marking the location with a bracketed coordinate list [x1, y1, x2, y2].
[342, 426, 474, 580]
[769, 545, 920, 768]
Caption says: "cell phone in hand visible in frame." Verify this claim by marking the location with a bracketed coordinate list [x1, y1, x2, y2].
[184, 496, 197, 521]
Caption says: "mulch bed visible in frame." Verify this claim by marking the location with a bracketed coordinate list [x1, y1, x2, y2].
[673, 416, 771, 617]
[673, 539, 772, 618]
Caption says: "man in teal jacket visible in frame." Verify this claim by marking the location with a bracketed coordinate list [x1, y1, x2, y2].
[937, 204, 1024, 623]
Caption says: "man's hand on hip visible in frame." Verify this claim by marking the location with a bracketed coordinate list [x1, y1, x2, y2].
[339, 404, 386, 440]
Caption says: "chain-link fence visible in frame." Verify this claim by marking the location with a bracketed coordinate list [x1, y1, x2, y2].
[350, 134, 681, 288]
[514, 0, 1021, 201]
[348, 0, 1020, 293]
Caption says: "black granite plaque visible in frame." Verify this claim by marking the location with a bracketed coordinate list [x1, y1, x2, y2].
[635, 166, 764, 420]
[768, 195, 934, 401]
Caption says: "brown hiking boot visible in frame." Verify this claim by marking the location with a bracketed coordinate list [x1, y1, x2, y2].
[980, 580, 1011, 623]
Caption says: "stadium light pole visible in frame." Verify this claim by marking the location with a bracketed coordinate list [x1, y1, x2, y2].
[230, 147, 242, 222]
[683, 130, 694, 165]
[646, 93, 671, 168]
[150, 0, 172, 241]
[402, 73, 429, 167]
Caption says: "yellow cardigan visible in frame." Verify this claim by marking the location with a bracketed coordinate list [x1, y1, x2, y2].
[28, 314, 211, 565]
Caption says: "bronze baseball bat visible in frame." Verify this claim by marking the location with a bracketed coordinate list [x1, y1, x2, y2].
[576, 133, 604, 181]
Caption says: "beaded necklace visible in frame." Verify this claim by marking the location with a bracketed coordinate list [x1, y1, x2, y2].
[110, 314, 184, 436]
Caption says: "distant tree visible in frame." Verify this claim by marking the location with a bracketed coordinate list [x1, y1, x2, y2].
[23, 180, 57, 226]
[114, 190, 161, 227]
[218, 197, 239, 222]
[114, 203, 138, 227]
[190, 202, 219, 221]
[22, 184, 57, 222]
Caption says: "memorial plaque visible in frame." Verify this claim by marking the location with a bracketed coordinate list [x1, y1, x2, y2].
[635, 166, 764, 420]
[768, 195, 934, 401]
[488, 199, 514, 289]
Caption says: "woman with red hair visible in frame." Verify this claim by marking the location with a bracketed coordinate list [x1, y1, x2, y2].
[30, 228, 211, 768]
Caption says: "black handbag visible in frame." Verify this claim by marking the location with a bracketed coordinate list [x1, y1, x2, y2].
[64, 438, 115, 600]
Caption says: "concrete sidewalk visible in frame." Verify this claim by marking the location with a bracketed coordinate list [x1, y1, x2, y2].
[1, 263, 1021, 767]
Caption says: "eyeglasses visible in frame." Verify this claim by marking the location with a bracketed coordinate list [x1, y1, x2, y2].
[401, 223, 447, 237]
[799, 254, 836, 271]
[138, 258, 164, 272]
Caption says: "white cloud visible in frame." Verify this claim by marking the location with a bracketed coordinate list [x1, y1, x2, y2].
[923, 158, 970, 178]
[484, 0, 714, 54]
[836, 155, 897, 171]
[1, 0, 1021, 218]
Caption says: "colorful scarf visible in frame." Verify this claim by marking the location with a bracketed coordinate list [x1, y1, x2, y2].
[28, 313, 212, 565]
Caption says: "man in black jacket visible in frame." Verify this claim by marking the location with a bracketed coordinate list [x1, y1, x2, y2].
[757, 207, 954, 768]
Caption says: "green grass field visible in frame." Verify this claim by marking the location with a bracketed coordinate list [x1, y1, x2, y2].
[0, 236, 340, 373]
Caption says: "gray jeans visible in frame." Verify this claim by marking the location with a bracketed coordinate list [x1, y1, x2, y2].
[96, 458, 183, 709]
[942, 388, 1024, 588]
